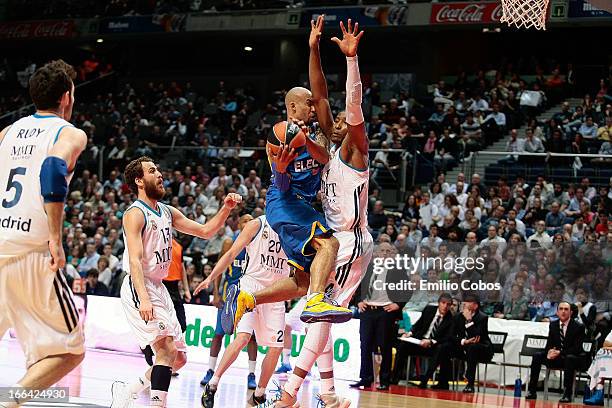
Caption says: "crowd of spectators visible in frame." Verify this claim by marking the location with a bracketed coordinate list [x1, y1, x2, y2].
[500, 84, 612, 165]
[366, 64, 576, 185]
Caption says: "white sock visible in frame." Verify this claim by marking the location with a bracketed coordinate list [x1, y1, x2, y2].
[282, 349, 291, 364]
[248, 360, 256, 374]
[150, 389, 167, 407]
[208, 356, 218, 371]
[307, 292, 321, 301]
[128, 375, 151, 395]
[284, 373, 303, 397]
[255, 386, 266, 397]
[209, 375, 220, 388]
[320, 377, 335, 394]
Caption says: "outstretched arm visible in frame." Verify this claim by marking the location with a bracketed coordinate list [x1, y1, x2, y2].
[194, 218, 262, 294]
[332, 19, 368, 166]
[169, 193, 242, 239]
[42, 126, 87, 272]
[309, 15, 334, 139]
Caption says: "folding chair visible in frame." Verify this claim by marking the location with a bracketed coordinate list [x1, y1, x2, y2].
[482, 331, 509, 394]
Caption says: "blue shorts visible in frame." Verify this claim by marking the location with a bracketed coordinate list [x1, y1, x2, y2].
[266, 187, 332, 272]
[215, 306, 225, 336]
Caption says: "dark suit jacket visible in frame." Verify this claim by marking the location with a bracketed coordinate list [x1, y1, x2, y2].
[546, 319, 586, 357]
[451, 310, 492, 348]
[410, 304, 453, 344]
[355, 263, 407, 320]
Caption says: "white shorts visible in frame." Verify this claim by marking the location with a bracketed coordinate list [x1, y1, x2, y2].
[120, 275, 186, 351]
[236, 276, 286, 348]
[327, 229, 374, 307]
[285, 297, 307, 333]
[0, 251, 85, 368]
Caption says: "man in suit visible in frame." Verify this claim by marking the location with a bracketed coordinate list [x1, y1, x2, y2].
[390, 293, 454, 387]
[526, 302, 588, 403]
[433, 293, 493, 393]
[351, 243, 406, 391]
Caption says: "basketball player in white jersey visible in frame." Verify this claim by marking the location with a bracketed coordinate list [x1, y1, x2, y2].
[111, 156, 241, 408]
[194, 215, 290, 408]
[0, 60, 87, 408]
[249, 18, 372, 408]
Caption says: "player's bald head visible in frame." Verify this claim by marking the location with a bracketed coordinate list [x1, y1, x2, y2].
[285, 87, 311, 107]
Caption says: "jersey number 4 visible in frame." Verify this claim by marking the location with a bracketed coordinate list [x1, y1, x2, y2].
[2, 167, 26, 208]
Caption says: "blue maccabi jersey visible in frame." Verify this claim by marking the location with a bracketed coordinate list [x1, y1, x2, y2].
[270, 130, 323, 202]
[220, 239, 247, 300]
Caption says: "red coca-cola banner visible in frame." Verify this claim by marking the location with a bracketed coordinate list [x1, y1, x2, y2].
[430, 2, 504, 24]
[0, 20, 74, 40]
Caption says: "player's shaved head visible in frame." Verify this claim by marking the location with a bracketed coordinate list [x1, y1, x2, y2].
[285, 87, 314, 124]
[285, 87, 311, 106]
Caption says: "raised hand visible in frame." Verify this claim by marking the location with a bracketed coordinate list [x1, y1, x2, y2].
[331, 19, 364, 57]
[224, 193, 242, 209]
[309, 14, 325, 49]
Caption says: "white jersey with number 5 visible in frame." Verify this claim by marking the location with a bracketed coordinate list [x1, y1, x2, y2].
[240, 216, 290, 291]
[122, 200, 174, 283]
[320, 146, 369, 232]
[0, 113, 75, 261]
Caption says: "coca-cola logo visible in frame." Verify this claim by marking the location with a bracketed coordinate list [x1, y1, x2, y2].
[491, 4, 504, 21]
[431, 2, 503, 24]
[435, 4, 486, 23]
[0, 20, 73, 40]
[33, 21, 71, 38]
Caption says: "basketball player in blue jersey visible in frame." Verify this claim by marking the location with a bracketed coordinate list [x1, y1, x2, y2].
[223, 48, 354, 333]
[0, 60, 87, 408]
[252, 17, 371, 408]
[200, 215, 258, 391]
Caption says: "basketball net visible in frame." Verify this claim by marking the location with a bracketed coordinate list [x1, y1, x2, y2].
[500, 0, 550, 30]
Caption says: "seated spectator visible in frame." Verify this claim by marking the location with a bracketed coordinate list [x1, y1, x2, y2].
[85, 269, 109, 296]
[496, 284, 529, 320]
[526, 302, 589, 403]
[523, 127, 546, 154]
[432, 293, 493, 393]
[368, 200, 387, 232]
[97, 256, 113, 288]
[527, 220, 553, 249]
[78, 239, 100, 275]
[579, 116, 598, 140]
[419, 192, 440, 229]
[545, 201, 566, 234]
[392, 293, 454, 387]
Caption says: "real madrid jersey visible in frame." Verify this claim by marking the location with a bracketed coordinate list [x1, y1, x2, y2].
[320, 146, 369, 232]
[122, 200, 174, 283]
[242, 216, 290, 288]
[0, 113, 75, 260]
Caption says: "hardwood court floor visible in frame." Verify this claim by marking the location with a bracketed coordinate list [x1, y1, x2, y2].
[0, 339, 591, 407]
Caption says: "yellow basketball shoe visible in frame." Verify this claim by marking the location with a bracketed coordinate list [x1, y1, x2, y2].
[222, 284, 256, 333]
[299, 293, 353, 324]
